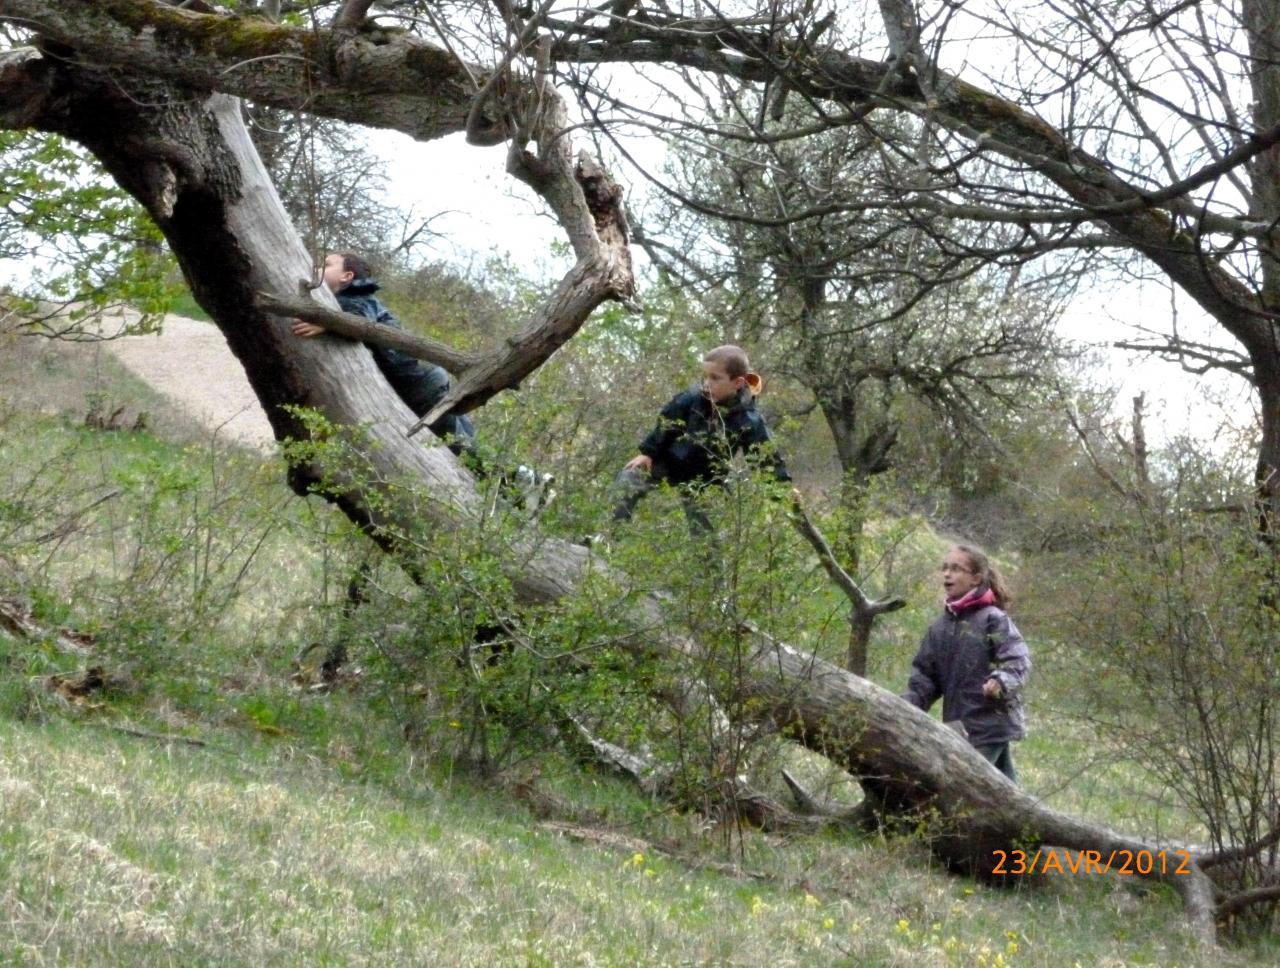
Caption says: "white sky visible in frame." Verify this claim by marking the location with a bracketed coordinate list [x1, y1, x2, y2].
[374, 129, 563, 268]
[1061, 283, 1255, 452]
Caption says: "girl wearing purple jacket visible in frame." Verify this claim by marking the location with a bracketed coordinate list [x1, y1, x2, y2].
[903, 544, 1030, 782]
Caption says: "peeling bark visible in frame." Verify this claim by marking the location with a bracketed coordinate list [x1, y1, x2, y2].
[0, 0, 503, 141]
[0, 8, 1249, 947]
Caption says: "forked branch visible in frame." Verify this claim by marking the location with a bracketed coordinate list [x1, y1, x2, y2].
[258, 68, 636, 428]
[789, 491, 906, 620]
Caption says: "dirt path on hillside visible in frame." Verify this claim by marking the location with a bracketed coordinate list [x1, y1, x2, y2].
[90, 309, 275, 451]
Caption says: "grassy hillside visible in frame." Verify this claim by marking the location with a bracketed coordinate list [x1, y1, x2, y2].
[0, 716, 1216, 967]
[0, 334, 1275, 965]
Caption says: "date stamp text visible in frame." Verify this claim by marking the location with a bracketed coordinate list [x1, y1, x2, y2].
[991, 848, 1191, 876]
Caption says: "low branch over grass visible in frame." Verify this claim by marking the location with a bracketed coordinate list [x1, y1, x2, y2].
[0, 13, 1232, 948]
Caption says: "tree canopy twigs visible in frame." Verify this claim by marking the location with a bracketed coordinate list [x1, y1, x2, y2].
[547, 0, 1280, 545]
[3, 1, 1278, 947]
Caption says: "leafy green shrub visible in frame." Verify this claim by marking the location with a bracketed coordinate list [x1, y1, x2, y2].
[0, 405, 333, 688]
[1026, 439, 1280, 931]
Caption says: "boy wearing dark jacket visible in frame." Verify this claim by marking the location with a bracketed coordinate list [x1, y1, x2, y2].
[291, 252, 483, 680]
[291, 252, 474, 451]
[612, 345, 789, 529]
[903, 543, 1030, 782]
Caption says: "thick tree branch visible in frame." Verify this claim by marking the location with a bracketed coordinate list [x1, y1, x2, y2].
[1215, 882, 1280, 921]
[256, 289, 477, 375]
[408, 102, 637, 430]
[0, 0, 505, 142]
[0, 7, 637, 433]
[789, 492, 906, 620]
[0, 47, 49, 127]
[1199, 819, 1280, 871]
[332, 0, 375, 30]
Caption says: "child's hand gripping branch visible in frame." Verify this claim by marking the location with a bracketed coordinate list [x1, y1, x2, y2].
[290, 320, 326, 338]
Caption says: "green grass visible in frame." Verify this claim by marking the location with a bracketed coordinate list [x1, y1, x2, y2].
[0, 350, 1277, 965]
[0, 715, 1242, 967]
[164, 289, 212, 322]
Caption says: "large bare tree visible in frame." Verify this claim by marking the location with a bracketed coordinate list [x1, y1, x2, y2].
[642, 91, 1071, 671]
[551, 0, 1280, 545]
[0, 0, 1272, 945]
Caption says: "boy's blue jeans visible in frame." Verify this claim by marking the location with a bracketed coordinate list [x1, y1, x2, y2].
[973, 742, 1017, 783]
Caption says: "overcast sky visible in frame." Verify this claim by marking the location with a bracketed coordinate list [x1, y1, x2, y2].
[374, 129, 565, 272]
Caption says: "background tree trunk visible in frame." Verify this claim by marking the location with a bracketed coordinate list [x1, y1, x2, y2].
[0, 24, 1235, 948]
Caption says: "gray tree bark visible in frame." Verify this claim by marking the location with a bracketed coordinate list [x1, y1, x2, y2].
[0, 4, 1254, 946]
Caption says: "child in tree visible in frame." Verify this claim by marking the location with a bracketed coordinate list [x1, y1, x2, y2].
[611, 344, 790, 531]
[291, 252, 550, 681]
[902, 543, 1030, 782]
[291, 251, 475, 451]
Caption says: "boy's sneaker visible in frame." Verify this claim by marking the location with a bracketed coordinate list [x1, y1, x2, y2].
[513, 465, 556, 515]
[535, 475, 556, 512]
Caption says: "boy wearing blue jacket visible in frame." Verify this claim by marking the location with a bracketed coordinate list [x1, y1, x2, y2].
[612, 345, 790, 529]
[291, 252, 474, 451]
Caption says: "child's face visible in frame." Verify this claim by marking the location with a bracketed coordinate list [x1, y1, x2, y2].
[941, 548, 981, 599]
[321, 253, 354, 293]
[701, 361, 745, 404]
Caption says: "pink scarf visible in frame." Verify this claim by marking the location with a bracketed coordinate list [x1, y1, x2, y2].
[945, 585, 996, 616]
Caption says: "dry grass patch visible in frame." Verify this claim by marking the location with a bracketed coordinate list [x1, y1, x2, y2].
[3, 720, 1271, 966]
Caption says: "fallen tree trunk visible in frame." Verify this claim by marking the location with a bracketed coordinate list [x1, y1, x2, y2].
[0, 35, 1226, 948]
[719, 624, 1217, 937]
[0, 596, 95, 657]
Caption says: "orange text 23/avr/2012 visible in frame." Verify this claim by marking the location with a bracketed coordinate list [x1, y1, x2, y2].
[991, 848, 1191, 876]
